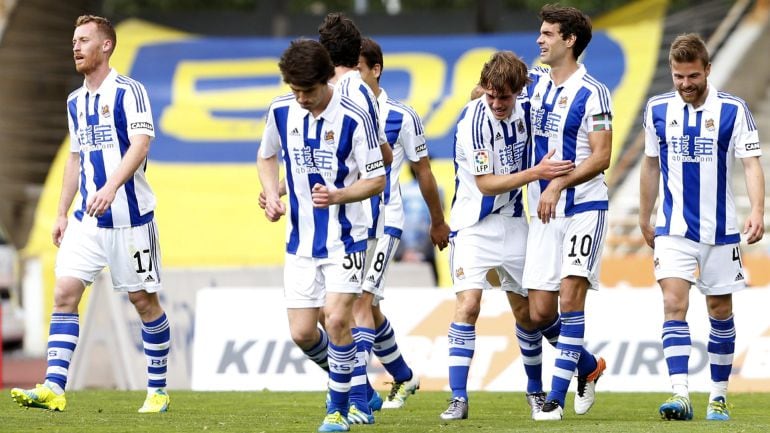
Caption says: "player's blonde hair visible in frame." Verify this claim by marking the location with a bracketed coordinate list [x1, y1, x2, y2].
[75, 15, 117, 55]
[669, 33, 710, 68]
[479, 51, 530, 96]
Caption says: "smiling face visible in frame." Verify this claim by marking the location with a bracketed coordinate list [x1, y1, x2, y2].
[72, 22, 110, 75]
[484, 85, 519, 120]
[536, 21, 574, 66]
[671, 59, 710, 107]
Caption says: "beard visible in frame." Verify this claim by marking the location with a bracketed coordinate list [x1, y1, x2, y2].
[677, 83, 707, 105]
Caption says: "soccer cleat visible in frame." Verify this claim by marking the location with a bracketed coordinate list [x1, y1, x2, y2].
[11, 384, 67, 411]
[347, 404, 375, 424]
[138, 389, 170, 413]
[575, 356, 606, 415]
[706, 397, 730, 421]
[439, 397, 468, 420]
[382, 375, 421, 409]
[533, 400, 563, 421]
[319, 411, 350, 432]
[526, 391, 547, 419]
[369, 391, 383, 411]
[659, 395, 693, 420]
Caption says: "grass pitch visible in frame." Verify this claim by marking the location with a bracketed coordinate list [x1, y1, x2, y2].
[3, 389, 769, 432]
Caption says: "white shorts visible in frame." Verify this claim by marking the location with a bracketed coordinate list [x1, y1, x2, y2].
[55, 217, 163, 292]
[653, 235, 746, 295]
[522, 210, 607, 291]
[283, 251, 365, 308]
[449, 214, 528, 296]
[362, 234, 401, 305]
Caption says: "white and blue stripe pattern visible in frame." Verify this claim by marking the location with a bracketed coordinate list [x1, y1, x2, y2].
[643, 84, 760, 245]
[450, 97, 529, 232]
[448, 322, 475, 400]
[662, 320, 691, 378]
[260, 87, 384, 259]
[44, 313, 80, 391]
[327, 341, 356, 416]
[142, 313, 170, 389]
[708, 315, 735, 384]
[546, 311, 585, 407]
[66, 68, 156, 229]
[373, 317, 412, 383]
[527, 65, 611, 217]
[516, 324, 543, 394]
[302, 327, 329, 371]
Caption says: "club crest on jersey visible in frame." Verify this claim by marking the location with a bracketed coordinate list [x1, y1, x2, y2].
[324, 130, 335, 145]
[705, 118, 715, 131]
[455, 267, 465, 280]
[516, 119, 525, 134]
[558, 96, 568, 108]
[101, 105, 110, 118]
[473, 150, 490, 172]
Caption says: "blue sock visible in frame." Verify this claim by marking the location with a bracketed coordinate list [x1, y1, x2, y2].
[327, 341, 356, 416]
[662, 320, 691, 396]
[547, 311, 585, 407]
[44, 313, 80, 393]
[708, 315, 734, 400]
[516, 324, 543, 394]
[350, 327, 375, 413]
[448, 322, 475, 401]
[373, 317, 412, 383]
[142, 312, 171, 390]
[541, 314, 597, 377]
[303, 327, 329, 372]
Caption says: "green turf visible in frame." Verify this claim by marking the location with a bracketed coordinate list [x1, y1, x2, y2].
[3, 389, 769, 432]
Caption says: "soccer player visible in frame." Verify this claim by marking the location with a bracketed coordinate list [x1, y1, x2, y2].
[639, 33, 764, 422]
[258, 39, 385, 433]
[317, 12, 392, 423]
[523, 5, 611, 421]
[357, 36, 450, 409]
[10, 15, 170, 413]
[440, 50, 575, 421]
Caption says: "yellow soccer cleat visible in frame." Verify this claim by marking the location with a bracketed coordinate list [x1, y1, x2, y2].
[10, 384, 67, 411]
[138, 389, 170, 413]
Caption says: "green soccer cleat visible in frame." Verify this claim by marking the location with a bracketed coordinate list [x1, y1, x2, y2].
[318, 411, 350, 432]
[706, 397, 730, 421]
[659, 394, 693, 420]
[382, 375, 420, 409]
[11, 384, 67, 411]
[138, 389, 170, 413]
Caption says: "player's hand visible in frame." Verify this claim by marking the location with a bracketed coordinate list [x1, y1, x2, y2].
[51, 215, 68, 247]
[86, 185, 117, 218]
[537, 180, 562, 223]
[743, 211, 764, 244]
[535, 149, 575, 180]
[263, 196, 286, 222]
[311, 183, 334, 208]
[430, 221, 451, 250]
[639, 221, 655, 249]
[258, 191, 268, 210]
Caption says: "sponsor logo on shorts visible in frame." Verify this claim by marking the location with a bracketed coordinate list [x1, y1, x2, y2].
[745, 142, 760, 151]
[349, 274, 359, 283]
[144, 274, 155, 283]
[571, 258, 582, 266]
[735, 272, 744, 282]
[654, 258, 660, 269]
[131, 121, 154, 131]
[366, 160, 384, 172]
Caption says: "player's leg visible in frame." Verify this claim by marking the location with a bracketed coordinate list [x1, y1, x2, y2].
[12, 219, 101, 411]
[699, 242, 745, 421]
[654, 236, 697, 421]
[372, 305, 419, 409]
[112, 221, 171, 413]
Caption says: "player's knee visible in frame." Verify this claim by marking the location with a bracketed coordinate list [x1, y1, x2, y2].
[290, 327, 320, 349]
[455, 298, 481, 323]
[52, 278, 86, 312]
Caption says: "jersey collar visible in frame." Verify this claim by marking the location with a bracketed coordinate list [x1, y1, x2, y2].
[83, 68, 117, 95]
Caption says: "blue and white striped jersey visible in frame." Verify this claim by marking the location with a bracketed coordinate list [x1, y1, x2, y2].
[526, 65, 613, 217]
[259, 86, 385, 258]
[450, 96, 530, 231]
[378, 88, 429, 237]
[66, 68, 156, 228]
[334, 70, 387, 238]
[643, 83, 760, 245]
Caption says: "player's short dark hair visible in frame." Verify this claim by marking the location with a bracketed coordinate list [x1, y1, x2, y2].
[669, 33, 710, 68]
[539, 4, 592, 60]
[278, 39, 334, 88]
[75, 15, 117, 54]
[478, 51, 531, 96]
[360, 37, 383, 81]
[318, 12, 361, 68]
